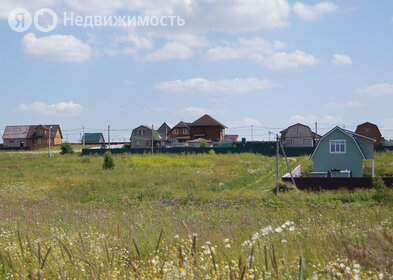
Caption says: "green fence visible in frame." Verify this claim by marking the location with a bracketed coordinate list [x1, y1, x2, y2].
[81, 142, 315, 157]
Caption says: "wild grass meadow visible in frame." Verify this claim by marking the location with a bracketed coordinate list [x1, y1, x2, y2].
[0, 151, 392, 279]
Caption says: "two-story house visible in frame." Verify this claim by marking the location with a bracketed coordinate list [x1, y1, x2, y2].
[2, 125, 63, 149]
[130, 125, 163, 148]
[280, 123, 320, 148]
[167, 121, 191, 146]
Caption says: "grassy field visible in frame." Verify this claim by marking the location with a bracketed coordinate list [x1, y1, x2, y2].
[0, 151, 392, 279]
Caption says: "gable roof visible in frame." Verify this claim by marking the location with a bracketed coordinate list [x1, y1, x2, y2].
[190, 114, 227, 128]
[2, 125, 63, 139]
[157, 122, 171, 134]
[83, 133, 105, 143]
[2, 126, 30, 139]
[310, 126, 374, 160]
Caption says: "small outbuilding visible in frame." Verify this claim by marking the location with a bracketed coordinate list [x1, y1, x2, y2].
[82, 133, 105, 145]
[310, 126, 375, 177]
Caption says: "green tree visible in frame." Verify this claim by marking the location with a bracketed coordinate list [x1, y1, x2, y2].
[103, 151, 115, 170]
[60, 143, 74, 154]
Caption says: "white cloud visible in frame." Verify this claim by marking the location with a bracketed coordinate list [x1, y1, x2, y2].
[355, 83, 393, 96]
[265, 50, 318, 70]
[176, 107, 211, 117]
[22, 33, 91, 62]
[328, 101, 362, 108]
[206, 37, 317, 70]
[19, 101, 84, 117]
[156, 77, 276, 93]
[331, 54, 353, 65]
[288, 115, 342, 126]
[293, 1, 338, 21]
[230, 117, 262, 128]
[144, 42, 193, 61]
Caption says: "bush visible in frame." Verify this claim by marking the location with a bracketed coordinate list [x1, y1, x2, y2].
[60, 143, 74, 154]
[372, 177, 393, 205]
[103, 151, 115, 170]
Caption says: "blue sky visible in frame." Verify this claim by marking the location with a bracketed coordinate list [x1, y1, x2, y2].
[1, 0, 393, 142]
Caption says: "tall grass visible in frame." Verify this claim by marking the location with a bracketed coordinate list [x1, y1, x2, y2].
[0, 151, 392, 278]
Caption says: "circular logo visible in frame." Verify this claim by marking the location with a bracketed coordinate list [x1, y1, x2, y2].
[34, 8, 58, 33]
[8, 8, 32, 32]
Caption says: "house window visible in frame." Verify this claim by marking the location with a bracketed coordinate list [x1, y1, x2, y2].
[37, 130, 44, 137]
[173, 129, 179, 135]
[303, 139, 311, 144]
[330, 140, 346, 154]
[146, 140, 152, 146]
[38, 139, 42, 144]
[136, 140, 140, 146]
[183, 128, 189, 135]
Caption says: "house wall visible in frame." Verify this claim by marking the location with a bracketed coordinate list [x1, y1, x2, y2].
[190, 126, 223, 141]
[283, 125, 314, 147]
[131, 127, 152, 148]
[3, 139, 27, 148]
[312, 130, 365, 177]
[168, 127, 190, 143]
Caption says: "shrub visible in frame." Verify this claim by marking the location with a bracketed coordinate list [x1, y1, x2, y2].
[60, 143, 74, 154]
[103, 151, 115, 170]
[372, 177, 393, 205]
[208, 149, 216, 155]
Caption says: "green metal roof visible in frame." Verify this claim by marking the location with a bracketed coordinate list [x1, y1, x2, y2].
[83, 133, 105, 144]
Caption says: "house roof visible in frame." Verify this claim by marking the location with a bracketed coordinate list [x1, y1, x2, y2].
[83, 133, 105, 143]
[280, 123, 321, 138]
[187, 138, 213, 143]
[355, 122, 382, 136]
[131, 125, 162, 141]
[157, 122, 171, 134]
[2, 125, 30, 139]
[190, 114, 227, 128]
[310, 126, 375, 160]
[3, 125, 62, 139]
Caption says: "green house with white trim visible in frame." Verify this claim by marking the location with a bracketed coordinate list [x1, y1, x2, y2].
[310, 126, 375, 177]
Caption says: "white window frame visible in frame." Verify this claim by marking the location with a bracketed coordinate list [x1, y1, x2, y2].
[183, 128, 189, 135]
[329, 139, 346, 154]
[173, 129, 179, 135]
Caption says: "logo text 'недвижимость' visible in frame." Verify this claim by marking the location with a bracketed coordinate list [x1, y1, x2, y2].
[8, 8, 186, 33]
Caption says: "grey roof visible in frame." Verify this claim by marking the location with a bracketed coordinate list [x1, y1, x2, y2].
[2, 126, 30, 139]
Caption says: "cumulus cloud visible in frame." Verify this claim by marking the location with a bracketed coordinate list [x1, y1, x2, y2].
[206, 37, 317, 70]
[176, 107, 211, 117]
[144, 42, 193, 61]
[19, 101, 84, 117]
[293, 1, 338, 21]
[155, 77, 276, 93]
[331, 54, 353, 65]
[355, 83, 393, 96]
[22, 33, 92, 62]
[265, 50, 318, 70]
[229, 117, 262, 128]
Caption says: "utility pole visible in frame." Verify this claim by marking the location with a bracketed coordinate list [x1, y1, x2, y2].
[251, 125, 254, 142]
[275, 134, 279, 194]
[82, 126, 85, 146]
[48, 126, 52, 158]
[151, 124, 154, 154]
[315, 122, 318, 136]
[108, 125, 110, 149]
